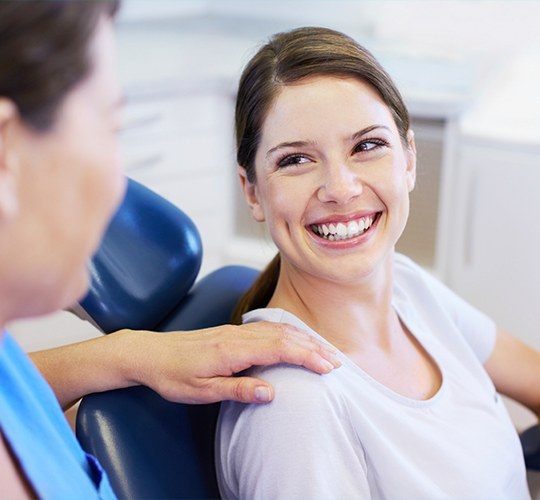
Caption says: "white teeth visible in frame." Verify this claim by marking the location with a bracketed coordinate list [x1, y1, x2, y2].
[347, 220, 359, 237]
[311, 213, 379, 241]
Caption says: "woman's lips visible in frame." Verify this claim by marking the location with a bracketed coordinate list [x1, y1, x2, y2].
[306, 211, 382, 249]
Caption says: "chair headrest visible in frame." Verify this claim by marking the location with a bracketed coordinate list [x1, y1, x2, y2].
[79, 178, 202, 333]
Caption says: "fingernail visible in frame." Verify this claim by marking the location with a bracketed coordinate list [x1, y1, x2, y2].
[329, 355, 342, 368]
[254, 386, 272, 402]
[320, 359, 335, 372]
[324, 346, 339, 355]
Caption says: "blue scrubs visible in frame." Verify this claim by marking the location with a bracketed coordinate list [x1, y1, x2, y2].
[0, 332, 116, 499]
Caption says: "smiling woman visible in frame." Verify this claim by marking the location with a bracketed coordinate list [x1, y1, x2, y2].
[231, 28, 414, 322]
[217, 27, 534, 499]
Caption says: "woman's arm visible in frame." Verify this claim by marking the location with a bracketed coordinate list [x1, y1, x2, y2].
[29, 322, 341, 410]
[484, 327, 540, 418]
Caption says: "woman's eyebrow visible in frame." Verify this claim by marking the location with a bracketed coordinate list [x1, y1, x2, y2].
[266, 139, 317, 158]
[350, 124, 391, 141]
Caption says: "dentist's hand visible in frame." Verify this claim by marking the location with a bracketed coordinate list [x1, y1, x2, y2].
[120, 322, 342, 404]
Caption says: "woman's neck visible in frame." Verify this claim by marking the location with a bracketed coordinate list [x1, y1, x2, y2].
[267, 251, 400, 355]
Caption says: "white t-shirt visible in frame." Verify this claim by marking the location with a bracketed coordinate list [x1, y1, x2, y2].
[216, 253, 530, 500]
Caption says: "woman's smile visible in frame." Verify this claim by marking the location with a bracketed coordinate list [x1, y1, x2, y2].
[306, 211, 383, 249]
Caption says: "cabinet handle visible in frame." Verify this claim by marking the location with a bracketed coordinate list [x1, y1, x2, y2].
[126, 154, 163, 173]
[463, 171, 478, 267]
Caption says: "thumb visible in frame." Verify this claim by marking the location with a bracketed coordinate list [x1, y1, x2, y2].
[211, 376, 275, 404]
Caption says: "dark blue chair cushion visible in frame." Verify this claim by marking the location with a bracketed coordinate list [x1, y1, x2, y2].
[158, 265, 259, 331]
[77, 387, 221, 499]
[76, 266, 259, 499]
[80, 178, 202, 334]
[521, 424, 540, 471]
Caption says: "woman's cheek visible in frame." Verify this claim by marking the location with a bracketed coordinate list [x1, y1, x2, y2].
[264, 178, 289, 215]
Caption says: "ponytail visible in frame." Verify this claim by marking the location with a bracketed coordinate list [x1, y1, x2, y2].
[231, 254, 281, 324]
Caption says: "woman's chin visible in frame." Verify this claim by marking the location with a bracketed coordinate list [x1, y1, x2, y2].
[296, 243, 393, 286]
[315, 263, 378, 285]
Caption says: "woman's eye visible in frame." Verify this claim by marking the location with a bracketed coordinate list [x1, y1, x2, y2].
[353, 139, 388, 154]
[277, 154, 311, 168]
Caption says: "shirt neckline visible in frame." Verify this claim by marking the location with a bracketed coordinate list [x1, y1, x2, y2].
[243, 303, 447, 409]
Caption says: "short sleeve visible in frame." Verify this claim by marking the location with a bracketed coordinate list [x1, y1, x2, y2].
[216, 364, 371, 499]
[395, 254, 497, 364]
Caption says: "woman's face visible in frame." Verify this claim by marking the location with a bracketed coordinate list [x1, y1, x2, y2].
[0, 17, 125, 320]
[240, 75, 416, 284]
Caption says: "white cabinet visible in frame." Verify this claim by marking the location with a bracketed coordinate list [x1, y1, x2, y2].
[447, 143, 540, 348]
[120, 87, 236, 279]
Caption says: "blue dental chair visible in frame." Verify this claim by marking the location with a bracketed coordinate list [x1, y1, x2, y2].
[75, 178, 258, 498]
[75, 178, 540, 498]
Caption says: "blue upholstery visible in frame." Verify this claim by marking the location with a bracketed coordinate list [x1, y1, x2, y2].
[80, 178, 202, 334]
[521, 425, 540, 471]
[75, 178, 540, 498]
[77, 267, 258, 498]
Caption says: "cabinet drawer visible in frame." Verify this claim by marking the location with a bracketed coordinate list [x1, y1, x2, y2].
[121, 93, 233, 139]
[140, 174, 232, 218]
[123, 133, 233, 179]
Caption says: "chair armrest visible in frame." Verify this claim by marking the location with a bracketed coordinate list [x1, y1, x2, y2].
[521, 424, 540, 470]
[76, 386, 221, 498]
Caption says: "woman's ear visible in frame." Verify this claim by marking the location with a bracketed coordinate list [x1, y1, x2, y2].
[0, 99, 19, 223]
[237, 166, 265, 222]
[405, 129, 417, 193]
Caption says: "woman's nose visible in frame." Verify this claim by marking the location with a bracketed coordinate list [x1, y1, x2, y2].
[317, 162, 363, 205]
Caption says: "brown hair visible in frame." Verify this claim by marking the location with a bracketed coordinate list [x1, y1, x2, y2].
[231, 26, 410, 324]
[0, 0, 119, 132]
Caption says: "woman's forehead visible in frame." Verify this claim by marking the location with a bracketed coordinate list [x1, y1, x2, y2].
[260, 75, 397, 144]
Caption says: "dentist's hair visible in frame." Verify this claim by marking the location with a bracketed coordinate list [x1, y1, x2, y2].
[232, 26, 410, 324]
[0, 0, 119, 132]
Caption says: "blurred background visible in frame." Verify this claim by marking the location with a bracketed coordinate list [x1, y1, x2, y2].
[7, 0, 540, 477]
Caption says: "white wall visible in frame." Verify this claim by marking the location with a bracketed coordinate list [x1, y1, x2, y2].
[370, 1, 540, 56]
[208, 1, 540, 58]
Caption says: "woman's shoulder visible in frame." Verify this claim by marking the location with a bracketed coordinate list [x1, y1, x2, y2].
[217, 361, 352, 483]
[216, 357, 365, 498]
[219, 362, 348, 437]
[250, 362, 345, 410]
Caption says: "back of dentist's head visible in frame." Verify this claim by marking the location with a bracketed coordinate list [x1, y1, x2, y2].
[231, 26, 410, 324]
[0, 0, 119, 132]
